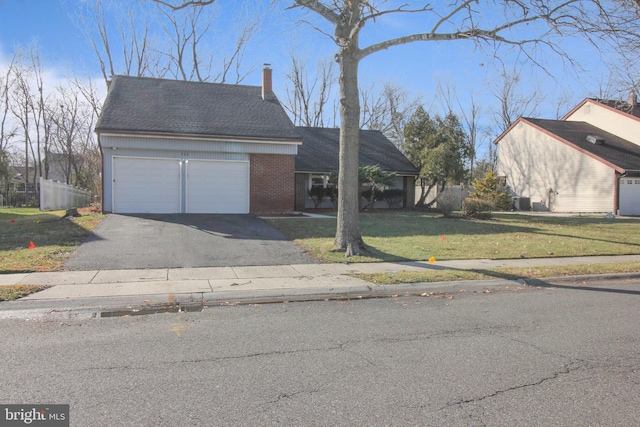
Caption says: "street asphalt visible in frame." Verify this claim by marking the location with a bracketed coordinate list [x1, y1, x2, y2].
[2, 254, 640, 317]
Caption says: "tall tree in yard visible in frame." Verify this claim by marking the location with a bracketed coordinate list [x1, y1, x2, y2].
[404, 107, 468, 207]
[150, 0, 638, 256]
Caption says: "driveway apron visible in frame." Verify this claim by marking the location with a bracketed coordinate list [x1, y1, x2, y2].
[64, 214, 316, 270]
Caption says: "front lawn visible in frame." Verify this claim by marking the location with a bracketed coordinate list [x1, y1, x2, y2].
[0, 208, 104, 273]
[267, 211, 640, 263]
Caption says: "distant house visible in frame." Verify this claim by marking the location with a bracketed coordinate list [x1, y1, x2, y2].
[294, 127, 418, 210]
[96, 70, 418, 215]
[496, 96, 640, 215]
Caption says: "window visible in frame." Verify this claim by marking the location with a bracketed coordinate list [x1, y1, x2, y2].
[635, 180, 640, 185]
[310, 175, 326, 191]
[628, 180, 633, 184]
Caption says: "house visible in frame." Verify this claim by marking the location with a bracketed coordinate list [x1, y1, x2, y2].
[294, 126, 418, 210]
[96, 68, 302, 215]
[496, 96, 640, 215]
[96, 70, 418, 215]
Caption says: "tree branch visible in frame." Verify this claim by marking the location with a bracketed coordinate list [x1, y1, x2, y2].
[154, 0, 216, 11]
[290, 0, 341, 25]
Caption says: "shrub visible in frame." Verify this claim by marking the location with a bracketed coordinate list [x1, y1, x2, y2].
[382, 189, 405, 208]
[436, 190, 457, 217]
[361, 187, 384, 210]
[463, 171, 512, 218]
[325, 186, 338, 208]
[462, 197, 493, 219]
[308, 186, 326, 208]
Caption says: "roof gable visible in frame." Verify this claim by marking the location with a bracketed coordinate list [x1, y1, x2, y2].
[95, 75, 300, 141]
[295, 127, 418, 175]
[563, 98, 640, 122]
[522, 118, 640, 173]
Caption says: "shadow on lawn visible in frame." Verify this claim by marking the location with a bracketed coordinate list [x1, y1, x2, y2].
[0, 209, 95, 251]
[273, 212, 640, 254]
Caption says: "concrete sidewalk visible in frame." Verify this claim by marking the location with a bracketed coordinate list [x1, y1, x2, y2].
[1, 255, 639, 311]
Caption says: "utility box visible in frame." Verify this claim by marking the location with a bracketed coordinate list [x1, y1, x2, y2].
[513, 197, 531, 211]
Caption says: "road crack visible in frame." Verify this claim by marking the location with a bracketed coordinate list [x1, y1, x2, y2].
[443, 360, 584, 409]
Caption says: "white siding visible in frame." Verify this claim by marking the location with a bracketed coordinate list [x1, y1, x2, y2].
[100, 134, 299, 155]
[497, 121, 615, 213]
[565, 101, 640, 147]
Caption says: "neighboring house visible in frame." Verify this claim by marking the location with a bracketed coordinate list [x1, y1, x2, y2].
[496, 96, 640, 215]
[96, 68, 302, 215]
[294, 126, 418, 210]
[96, 70, 418, 215]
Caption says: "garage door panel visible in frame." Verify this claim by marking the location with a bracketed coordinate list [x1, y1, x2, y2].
[619, 178, 640, 216]
[186, 160, 249, 214]
[113, 157, 181, 214]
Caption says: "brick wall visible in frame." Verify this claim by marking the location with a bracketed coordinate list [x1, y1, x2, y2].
[250, 154, 295, 215]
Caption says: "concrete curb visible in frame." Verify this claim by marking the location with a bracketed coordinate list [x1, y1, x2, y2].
[2, 272, 638, 320]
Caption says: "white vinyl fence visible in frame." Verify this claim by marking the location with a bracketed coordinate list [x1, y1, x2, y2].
[39, 177, 91, 211]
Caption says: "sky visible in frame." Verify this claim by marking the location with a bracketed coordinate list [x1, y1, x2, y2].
[0, 0, 629, 157]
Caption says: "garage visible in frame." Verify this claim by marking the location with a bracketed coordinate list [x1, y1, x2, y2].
[97, 74, 303, 215]
[186, 160, 249, 214]
[113, 157, 181, 214]
[619, 177, 640, 216]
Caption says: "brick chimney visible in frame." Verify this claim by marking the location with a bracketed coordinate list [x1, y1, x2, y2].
[262, 64, 274, 101]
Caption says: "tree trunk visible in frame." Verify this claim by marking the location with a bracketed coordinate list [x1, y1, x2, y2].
[333, 35, 366, 256]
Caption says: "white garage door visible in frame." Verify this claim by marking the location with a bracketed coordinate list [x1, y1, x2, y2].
[619, 178, 640, 216]
[113, 157, 181, 214]
[186, 160, 249, 214]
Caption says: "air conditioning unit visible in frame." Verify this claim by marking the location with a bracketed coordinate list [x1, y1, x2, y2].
[513, 197, 530, 211]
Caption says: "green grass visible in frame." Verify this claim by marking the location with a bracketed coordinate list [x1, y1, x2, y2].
[0, 207, 104, 273]
[354, 261, 640, 285]
[0, 284, 51, 301]
[267, 211, 640, 263]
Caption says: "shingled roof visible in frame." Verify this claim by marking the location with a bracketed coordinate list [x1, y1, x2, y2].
[295, 127, 418, 175]
[95, 75, 300, 141]
[524, 117, 640, 172]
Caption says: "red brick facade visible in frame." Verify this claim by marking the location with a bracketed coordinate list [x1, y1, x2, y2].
[250, 154, 296, 215]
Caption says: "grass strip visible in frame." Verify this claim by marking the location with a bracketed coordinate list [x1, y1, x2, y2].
[352, 262, 640, 285]
[0, 285, 51, 301]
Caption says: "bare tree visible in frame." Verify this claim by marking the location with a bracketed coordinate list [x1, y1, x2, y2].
[491, 64, 546, 135]
[283, 54, 335, 127]
[0, 56, 16, 157]
[79, 0, 262, 86]
[361, 82, 420, 149]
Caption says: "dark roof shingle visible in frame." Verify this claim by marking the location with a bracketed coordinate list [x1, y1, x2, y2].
[95, 75, 300, 140]
[295, 127, 418, 175]
[525, 118, 640, 172]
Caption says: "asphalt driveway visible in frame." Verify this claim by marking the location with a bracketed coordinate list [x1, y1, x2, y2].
[64, 214, 316, 270]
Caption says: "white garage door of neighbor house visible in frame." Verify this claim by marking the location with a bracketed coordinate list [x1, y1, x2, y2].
[113, 157, 181, 214]
[186, 160, 249, 214]
[619, 178, 640, 216]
